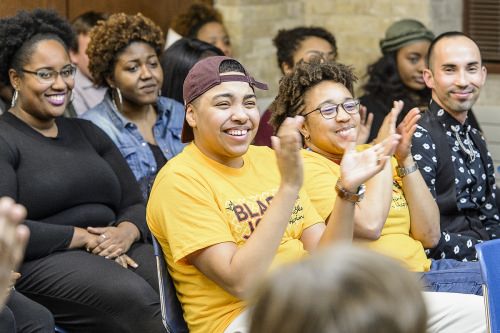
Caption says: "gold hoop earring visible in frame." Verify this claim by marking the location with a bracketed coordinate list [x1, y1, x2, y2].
[11, 90, 19, 108]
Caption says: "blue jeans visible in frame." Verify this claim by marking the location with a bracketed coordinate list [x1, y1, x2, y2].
[420, 259, 483, 295]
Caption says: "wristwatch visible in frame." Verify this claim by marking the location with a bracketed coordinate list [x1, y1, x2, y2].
[396, 163, 418, 178]
[335, 179, 366, 203]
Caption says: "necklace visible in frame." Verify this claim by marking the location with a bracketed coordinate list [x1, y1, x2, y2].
[452, 126, 476, 162]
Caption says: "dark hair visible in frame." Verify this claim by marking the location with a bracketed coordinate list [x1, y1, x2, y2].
[270, 59, 357, 133]
[427, 31, 481, 69]
[70, 11, 108, 52]
[171, 3, 223, 38]
[273, 26, 337, 74]
[87, 13, 164, 87]
[219, 59, 245, 74]
[160, 38, 224, 103]
[362, 52, 431, 109]
[0, 9, 75, 86]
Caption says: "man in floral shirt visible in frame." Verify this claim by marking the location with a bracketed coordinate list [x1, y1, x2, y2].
[412, 31, 499, 261]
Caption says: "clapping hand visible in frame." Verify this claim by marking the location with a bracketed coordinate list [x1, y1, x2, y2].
[271, 116, 305, 191]
[340, 134, 401, 191]
[395, 107, 421, 164]
[374, 100, 403, 144]
[356, 105, 374, 144]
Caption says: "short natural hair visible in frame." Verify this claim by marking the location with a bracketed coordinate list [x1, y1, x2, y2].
[426, 31, 481, 70]
[249, 245, 427, 333]
[87, 13, 164, 87]
[270, 59, 357, 133]
[273, 26, 337, 74]
[0, 9, 74, 86]
[171, 3, 224, 38]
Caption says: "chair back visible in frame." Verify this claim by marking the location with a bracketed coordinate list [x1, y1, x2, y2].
[476, 239, 500, 333]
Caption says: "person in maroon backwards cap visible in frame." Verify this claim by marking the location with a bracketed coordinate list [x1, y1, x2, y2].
[147, 56, 399, 333]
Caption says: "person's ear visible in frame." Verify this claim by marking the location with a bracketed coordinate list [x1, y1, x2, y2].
[423, 68, 434, 89]
[186, 103, 197, 128]
[480, 66, 487, 86]
[298, 117, 310, 142]
[106, 75, 116, 89]
[8, 69, 20, 91]
[281, 62, 293, 75]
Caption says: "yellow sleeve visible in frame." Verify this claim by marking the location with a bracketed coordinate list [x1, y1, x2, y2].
[147, 169, 235, 264]
[303, 154, 340, 221]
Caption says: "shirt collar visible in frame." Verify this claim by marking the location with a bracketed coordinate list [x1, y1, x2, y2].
[429, 99, 471, 135]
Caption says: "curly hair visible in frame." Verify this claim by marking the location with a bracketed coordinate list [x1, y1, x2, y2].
[0, 9, 75, 86]
[270, 59, 357, 133]
[171, 3, 223, 38]
[87, 13, 164, 87]
[362, 53, 430, 108]
[273, 27, 337, 74]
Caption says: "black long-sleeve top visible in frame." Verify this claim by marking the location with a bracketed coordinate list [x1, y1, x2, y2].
[0, 112, 147, 261]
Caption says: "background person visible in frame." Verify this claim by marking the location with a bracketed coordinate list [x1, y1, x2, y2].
[82, 13, 185, 198]
[170, 3, 232, 56]
[69, 11, 108, 116]
[160, 37, 224, 104]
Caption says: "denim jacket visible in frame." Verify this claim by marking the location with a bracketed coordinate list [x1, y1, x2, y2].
[81, 93, 185, 197]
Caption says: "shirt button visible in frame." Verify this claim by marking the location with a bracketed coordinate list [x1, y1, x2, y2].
[142, 142, 147, 147]
[151, 167, 156, 172]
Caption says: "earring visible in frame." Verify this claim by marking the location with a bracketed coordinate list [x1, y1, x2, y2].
[111, 87, 123, 111]
[10, 90, 18, 108]
[116, 87, 123, 106]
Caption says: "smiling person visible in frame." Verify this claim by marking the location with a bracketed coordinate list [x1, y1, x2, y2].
[0, 10, 164, 332]
[412, 32, 500, 261]
[147, 56, 397, 333]
[270, 59, 487, 333]
[82, 13, 185, 198]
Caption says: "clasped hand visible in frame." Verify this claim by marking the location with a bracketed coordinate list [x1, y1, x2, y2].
[84, 223, 139, 268]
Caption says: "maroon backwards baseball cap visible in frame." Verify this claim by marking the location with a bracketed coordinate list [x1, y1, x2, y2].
[181, 56, 268, 143]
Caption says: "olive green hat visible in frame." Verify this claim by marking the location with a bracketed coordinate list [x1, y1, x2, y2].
[380, 19, 435, 54]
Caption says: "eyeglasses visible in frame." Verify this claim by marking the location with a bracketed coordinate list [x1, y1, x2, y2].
[303, 99, 360, 119]
[21, 64, 76, 85]
[303, 51, 337, 64]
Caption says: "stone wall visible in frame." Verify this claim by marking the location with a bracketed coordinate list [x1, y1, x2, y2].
[216, 0, 432, 105]
[216, 0, 500, 112]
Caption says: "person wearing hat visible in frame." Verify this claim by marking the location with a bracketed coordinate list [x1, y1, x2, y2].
[360, 19, 481, 143]
[146, 55, 399, 333]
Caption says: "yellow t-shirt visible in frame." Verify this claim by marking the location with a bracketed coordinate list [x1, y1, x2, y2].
[147, 143, 323, 333]
[302, 148, 431, 272]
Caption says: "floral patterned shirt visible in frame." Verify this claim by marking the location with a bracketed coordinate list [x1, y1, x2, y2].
[411, 100, 500, 261]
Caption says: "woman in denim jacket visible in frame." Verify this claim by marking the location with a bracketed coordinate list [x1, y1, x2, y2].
[82, 13, 185, 198]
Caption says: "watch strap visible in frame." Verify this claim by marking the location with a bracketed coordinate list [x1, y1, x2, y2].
[335, 179, 366, 203]
[396, 163, 418, 178]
